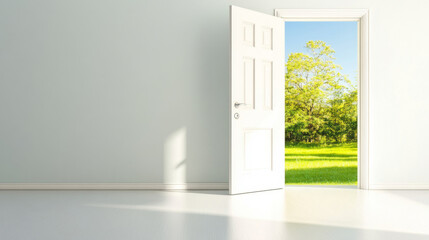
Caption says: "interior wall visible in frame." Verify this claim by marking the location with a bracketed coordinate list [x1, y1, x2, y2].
[1, 0, 429, 187]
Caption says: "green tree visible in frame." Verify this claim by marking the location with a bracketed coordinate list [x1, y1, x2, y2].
[285, 40, 357, 143]
[323, 89, 357, 142]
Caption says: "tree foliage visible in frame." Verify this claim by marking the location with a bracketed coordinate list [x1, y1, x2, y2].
[285, 40, 357, 143]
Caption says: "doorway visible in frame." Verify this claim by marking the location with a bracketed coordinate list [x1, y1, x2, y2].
[275, 9, 369, 190]
[284, 21, 359, 186]
[229, 7, 369, 194]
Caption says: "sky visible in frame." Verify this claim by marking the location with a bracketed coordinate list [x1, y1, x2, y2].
[285, 21, 358, 83]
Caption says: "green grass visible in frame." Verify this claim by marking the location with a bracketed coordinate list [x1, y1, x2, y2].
[285, 142, 357, 185]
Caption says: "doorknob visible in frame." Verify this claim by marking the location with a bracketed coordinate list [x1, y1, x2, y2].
[234, 102, 248, 108]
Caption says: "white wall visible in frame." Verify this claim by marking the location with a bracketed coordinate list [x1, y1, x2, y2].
[1, 0, 429, 188]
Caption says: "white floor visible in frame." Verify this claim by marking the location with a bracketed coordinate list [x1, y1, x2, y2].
[1, 186, 429, 240]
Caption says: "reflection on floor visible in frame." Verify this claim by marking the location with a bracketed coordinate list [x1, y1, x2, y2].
[1, 186, 429, 240]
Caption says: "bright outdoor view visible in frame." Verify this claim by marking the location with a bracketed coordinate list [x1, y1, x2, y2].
[285, 22, 358, 185]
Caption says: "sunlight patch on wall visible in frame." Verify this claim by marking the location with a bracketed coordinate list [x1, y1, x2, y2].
[164, 127, 187, 184]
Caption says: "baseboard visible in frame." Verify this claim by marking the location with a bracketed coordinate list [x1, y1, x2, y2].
[370, 184, 429, 190]
[0, 183, 229, 190]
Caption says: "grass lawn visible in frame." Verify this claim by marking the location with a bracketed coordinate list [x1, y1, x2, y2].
[285, 142, 357, 185]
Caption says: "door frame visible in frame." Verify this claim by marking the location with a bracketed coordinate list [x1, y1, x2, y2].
[275, 9, 370, 189]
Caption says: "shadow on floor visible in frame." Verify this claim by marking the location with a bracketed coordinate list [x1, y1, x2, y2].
[0, 190, 428, 240]
[2, 202, 426, 240]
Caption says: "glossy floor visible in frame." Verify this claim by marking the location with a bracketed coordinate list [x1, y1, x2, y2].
[1, 186, 429, 240]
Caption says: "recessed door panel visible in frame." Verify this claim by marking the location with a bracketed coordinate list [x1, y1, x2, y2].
[243, 58, 255, 109]
[242, 22, 255, 47]
[262, 60, 273, 110]
[244, 129, 273, 171]
[261, 27, 273, 50]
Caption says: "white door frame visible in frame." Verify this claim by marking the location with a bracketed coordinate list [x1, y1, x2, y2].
[275, 9, 370, 189]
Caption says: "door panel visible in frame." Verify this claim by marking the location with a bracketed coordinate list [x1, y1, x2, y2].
[244, 129, 273, 171]
[230, 6, 285, 194]
[242, 57, 255, 109]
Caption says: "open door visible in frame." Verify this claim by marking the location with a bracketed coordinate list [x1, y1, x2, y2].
[230, 6, 285, 194]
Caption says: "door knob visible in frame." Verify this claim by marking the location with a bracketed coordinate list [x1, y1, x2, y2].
[234, 102, 248, 108]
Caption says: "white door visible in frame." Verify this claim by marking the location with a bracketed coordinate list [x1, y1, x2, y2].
[230, 6, 285, 194]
